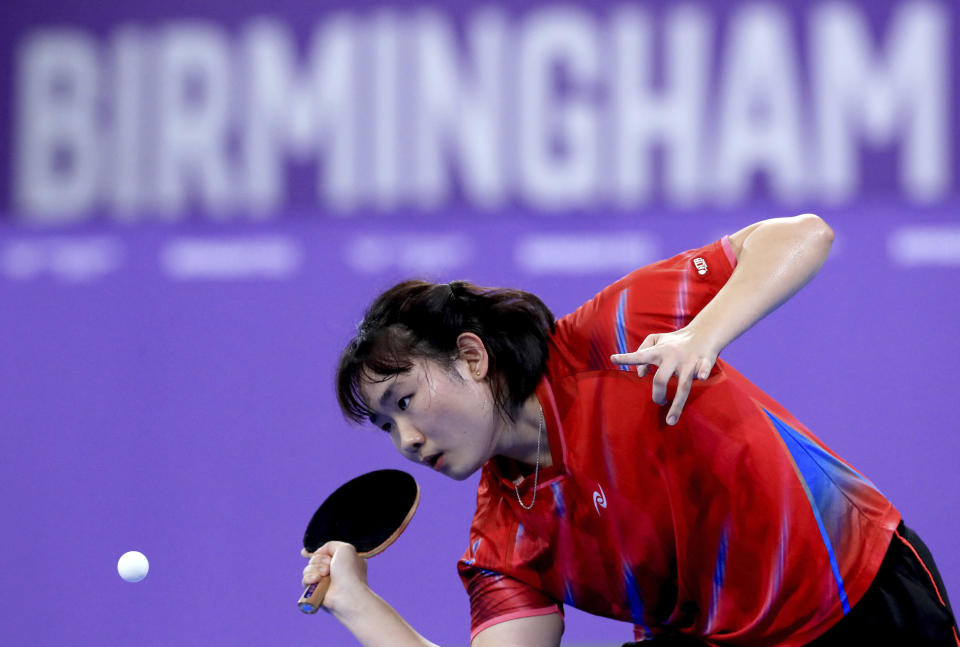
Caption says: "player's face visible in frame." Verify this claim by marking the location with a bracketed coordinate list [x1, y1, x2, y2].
[360, 357, 500, 481]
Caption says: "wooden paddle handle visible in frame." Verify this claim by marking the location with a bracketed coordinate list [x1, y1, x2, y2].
[297, 576, 331, 614]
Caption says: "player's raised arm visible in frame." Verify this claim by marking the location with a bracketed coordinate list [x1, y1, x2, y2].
[611, 213, 834, 424]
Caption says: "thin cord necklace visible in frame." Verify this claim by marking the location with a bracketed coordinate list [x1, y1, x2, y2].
[515, 402, 544, 510]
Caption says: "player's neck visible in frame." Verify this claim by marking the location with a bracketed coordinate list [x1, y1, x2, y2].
[495, 395, 552, 471]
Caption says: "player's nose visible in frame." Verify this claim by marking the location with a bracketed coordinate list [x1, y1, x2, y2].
[394, 421, 425, 457]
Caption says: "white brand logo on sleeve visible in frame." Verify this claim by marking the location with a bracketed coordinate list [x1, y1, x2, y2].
[593, 484, 607, 515]
[693, 257, 708, 275]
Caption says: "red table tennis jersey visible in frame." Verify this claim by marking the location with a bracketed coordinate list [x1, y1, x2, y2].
[458, 238, 900, 646]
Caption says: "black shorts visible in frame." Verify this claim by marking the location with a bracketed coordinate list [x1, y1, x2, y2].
[623, 522, 958, 646]
[808, 521, 959, 646]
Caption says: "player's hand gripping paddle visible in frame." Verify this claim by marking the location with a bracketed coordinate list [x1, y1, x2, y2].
[297, 469, 420, 614]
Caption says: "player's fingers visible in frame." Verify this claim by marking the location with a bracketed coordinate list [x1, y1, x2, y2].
[611, 334, 661, 366]
[308, 554, 332, 567]
[302, 543, 353, 586]
[651, 362, 677, 405]
[666, 364, 697, 425]
[316, 540, 353, 555]
[302, 541, 344, 566]
[634, 334, 663, 377]
[696, 357, 715, 381]
[637, 333, 660, 351]
[636, 358, 653, 378]
[302, 569, 327, 586]
[302, 559, 330, 584]
[610, 351, 641, 366]
[611, 347, 659, 375]
[628, 348, 657, 378]
[303, 563, 328, 584]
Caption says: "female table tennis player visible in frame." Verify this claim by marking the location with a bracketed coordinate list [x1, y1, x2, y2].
[302, 214, 958, 646]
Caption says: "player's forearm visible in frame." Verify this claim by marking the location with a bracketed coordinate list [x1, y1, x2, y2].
[689, 215, 834, 354]
[330, 585, 441, 647]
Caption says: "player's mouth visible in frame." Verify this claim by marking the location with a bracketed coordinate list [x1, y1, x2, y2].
[427, 453, 444, 471]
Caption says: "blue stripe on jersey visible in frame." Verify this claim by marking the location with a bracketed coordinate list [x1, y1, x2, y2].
[463, 538, 482, 566]
[552, 482, 566, 517]
[765, 409, 852, 614]
[615, 290, 630, 371]
[714, 525, 729, 589]
[588, 333, 607, 370]
[674, 269, 689, 331]
[768, 409, 885, 496]
[774, 512, 788, 598]
[706, 524, 729, 631]
[623, 562, 651, 633]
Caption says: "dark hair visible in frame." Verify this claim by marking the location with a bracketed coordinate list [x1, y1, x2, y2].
[336, 280, 555, 424]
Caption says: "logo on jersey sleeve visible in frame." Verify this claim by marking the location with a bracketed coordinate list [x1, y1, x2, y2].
[693, 257, 708, 275]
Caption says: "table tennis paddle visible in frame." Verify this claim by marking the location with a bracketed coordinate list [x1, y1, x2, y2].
[297, 469, 420, 614]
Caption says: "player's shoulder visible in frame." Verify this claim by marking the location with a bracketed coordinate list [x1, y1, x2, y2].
[461, 468, 520, 565]
[469, 463, 512, 524]
[559, 237, 734, 319]
[640, 236, 736, 282]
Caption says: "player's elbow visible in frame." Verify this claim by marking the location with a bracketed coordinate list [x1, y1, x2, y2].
[797, 213, 833, 249]
[795, 213, 834, 256]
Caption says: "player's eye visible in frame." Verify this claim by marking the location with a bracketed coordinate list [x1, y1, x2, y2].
[398, 396, 411, 411]
[368, 414, 390, 433]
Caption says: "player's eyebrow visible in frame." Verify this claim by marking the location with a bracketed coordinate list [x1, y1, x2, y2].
[378, 384, 395, 410]
[366, 376, 401, 424]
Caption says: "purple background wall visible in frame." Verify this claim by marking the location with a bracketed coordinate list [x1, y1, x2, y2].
[1, 1, 958, 646]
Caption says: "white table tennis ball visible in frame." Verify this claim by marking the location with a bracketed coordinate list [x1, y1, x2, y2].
[117, 550, 149, 582]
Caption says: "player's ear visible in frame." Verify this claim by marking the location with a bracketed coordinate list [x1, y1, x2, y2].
[455, 333, 488, 380]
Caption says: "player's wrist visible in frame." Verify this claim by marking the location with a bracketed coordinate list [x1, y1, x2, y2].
[327, 579, 376, 619]
[681, 319, 726, 360]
